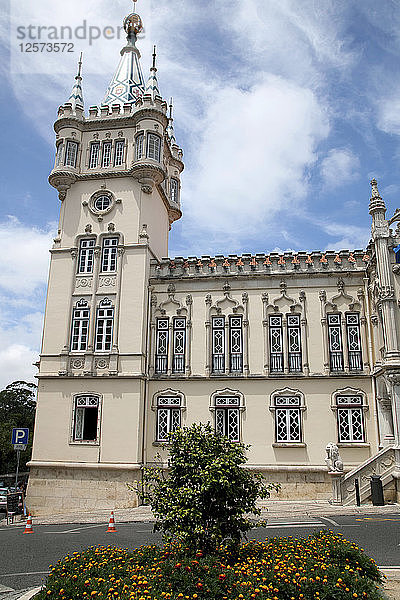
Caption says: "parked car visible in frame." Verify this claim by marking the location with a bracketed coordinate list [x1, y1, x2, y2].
[0, 488, 8, 512]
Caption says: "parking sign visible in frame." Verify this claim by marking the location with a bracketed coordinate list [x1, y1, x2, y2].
[11, 428, 29, 448]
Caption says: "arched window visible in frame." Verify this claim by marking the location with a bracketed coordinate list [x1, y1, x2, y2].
[270, 388, 306, 444]
[210, 389, 245, 442]
[170, 178, 179, 204]
[65, 141, 78, 167]
[154, 392, 184, 442]
[332, 389, 367, 443]
[135, 133, 144, 160]
[72, 395, 101, 443]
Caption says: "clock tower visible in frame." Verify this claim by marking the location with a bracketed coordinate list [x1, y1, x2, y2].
[27, 4, 184, 513]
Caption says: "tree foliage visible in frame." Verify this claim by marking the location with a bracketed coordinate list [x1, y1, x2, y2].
[0, 381, 37, 477]
[135, 423, 279, 553]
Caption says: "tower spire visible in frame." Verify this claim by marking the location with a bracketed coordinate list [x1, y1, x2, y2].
[145, 45, 161, 100]
[103, 2, 145, 106]
[166, 98, 177, 145]
[68, 52, 84, 113]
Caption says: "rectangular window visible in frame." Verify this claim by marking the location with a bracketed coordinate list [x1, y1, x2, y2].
[155, 318, 169, 374]
[102, 141, 112, 168]
[212, 316, 225, 373]
[229, 316, 243, 373]
[74, 396, 99, 442]
[274, 396, 302, 443]
[328, 314, 344, 371]
[77, 238, 95, 274]
[95, 306, 114, 351]
[70, 306, 90, 351]
[287, 314, 302, 373]
[172, 317, 186, 374]
[269, 315, 283, 373]
[89, 142, 100, 169]
[147, 133, 161, 162]
[156, 396, 181, 442]
[337, 396, 365, 442]
[114, 140, 125, 166]
[136, 133, 144, 160]
[215, 397, 240, 442]
[101, 238, 118, 273]
[346, 313, 363, 371]
[170, 178, 179, 204]
[65, 141, 78, 167]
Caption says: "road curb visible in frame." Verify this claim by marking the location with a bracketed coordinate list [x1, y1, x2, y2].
[16, 588, 41, 600]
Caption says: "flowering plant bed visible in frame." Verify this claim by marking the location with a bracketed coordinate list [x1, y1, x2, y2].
[37, 531, 385, 600]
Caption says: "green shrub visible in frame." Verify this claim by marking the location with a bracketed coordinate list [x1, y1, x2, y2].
[133, 423, 279, 552]
[36, 531, 385, 600]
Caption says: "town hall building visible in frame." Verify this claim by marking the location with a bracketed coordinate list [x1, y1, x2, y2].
[26, 4, 400, 513]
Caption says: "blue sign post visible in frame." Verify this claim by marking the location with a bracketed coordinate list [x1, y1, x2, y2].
[11, 428, 29, 490]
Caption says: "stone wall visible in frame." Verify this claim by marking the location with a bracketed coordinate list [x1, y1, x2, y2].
[26, 466, 140, 515]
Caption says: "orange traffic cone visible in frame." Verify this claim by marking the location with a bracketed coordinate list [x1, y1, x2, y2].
[23, 514, 34, 534]
[107, 511, 117, 533]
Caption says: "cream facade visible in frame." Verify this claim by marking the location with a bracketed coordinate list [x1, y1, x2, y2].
[27, 7, 400, 514]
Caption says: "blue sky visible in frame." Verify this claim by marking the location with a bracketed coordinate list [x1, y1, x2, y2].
[1, 0, 400, 386]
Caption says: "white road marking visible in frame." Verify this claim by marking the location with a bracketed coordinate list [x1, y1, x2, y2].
[319, 516, 340, 527]
[47, 523, 108, 534]
[263, 522, 326, 529]
[0, 571, 49, 577]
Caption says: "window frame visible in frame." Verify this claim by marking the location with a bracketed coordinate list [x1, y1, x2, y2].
[64, 140, 79, 168]
[155, 318, 169, 375]
[170, 178, 179, 204]
[114, 139, 125, 167]
[210, 389, 245, 443]
[89, 142, 100, 169]
[269, 314, 284, 373]
[95, 299, 114, 352]
[152, 390, 185, 444]
[211, 316, 225, 374]
[70, 394, 101, 445]
[172, 317, 186, 374]
[147, 132, 161, 162]
[135, 133, 144, 160]
[70, 299, 90, 352]
[77, 238, 96, 274]
[270, 388, 306, 446]
[102, 141, 112, 168]
[229, 315, 243, 374]
[327, 313, 344, 372]
[345, 312, 363, 371]
[100, 237, 119, 273]
[287, 314, 302, 373]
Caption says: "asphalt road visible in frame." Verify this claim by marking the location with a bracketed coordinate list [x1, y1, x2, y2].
[0, 512, 399, 591]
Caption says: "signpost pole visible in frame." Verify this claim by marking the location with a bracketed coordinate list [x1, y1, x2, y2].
[15, 449, 20, 490]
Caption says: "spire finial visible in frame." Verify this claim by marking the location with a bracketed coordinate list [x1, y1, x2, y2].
[77, 52, 83, 78]
[369, 177, 386, 216]
[152, 45, 157, 71]
[169, 97, 174, 120]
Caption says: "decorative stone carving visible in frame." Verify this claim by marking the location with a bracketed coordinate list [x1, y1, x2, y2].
[95, 358, 109, 370]
[99, 276, 117, 288]
[108, 223, 116, 232]
[85, 224, 92, 233]
[325, 443, 344, 473]
[70, 358, 84, 370]
[139, 224, 149, 241]
[76, 277, 93, 289]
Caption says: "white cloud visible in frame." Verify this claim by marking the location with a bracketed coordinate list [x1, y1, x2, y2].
[320, 148, 360, 188]
[0, 217, 54, 296]
[323, 222, 370, 251]
[377, 94, 400, 136]
[181, 75, 329, 250]
[0, 217, 54, 389]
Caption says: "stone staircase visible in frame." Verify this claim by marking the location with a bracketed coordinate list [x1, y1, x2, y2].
[340, 446, 396, 505]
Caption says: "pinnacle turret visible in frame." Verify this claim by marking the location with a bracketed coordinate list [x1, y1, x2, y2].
[166, 98, 177, 145]
[67, 53, 84, 113]
[369, 178, 386, 215]
[103, 6, 145, 106]
[145, 46, 161, 101]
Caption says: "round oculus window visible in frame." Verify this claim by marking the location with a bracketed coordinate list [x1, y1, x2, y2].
[94, 195, 111, 212]
[88, 191, 115, 217]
